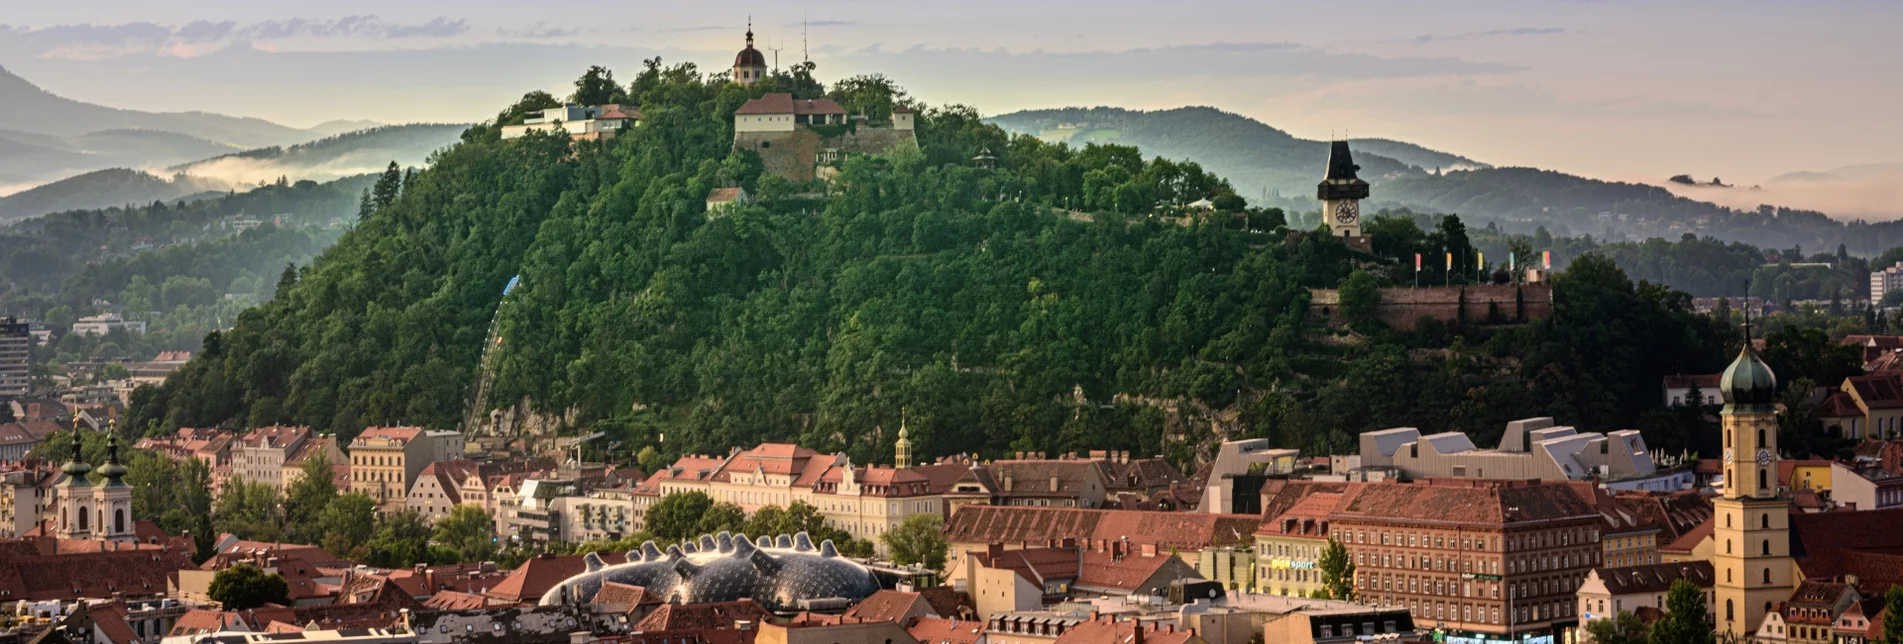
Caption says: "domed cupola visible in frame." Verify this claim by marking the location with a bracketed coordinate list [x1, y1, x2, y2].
[1719, 344, 1777, 411]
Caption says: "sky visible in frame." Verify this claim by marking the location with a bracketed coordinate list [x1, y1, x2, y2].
[3, 0, 1900, 209]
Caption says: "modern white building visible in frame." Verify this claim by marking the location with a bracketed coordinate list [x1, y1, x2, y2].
[1874, 261, 1903, 303]
[500, 104, 638, 141]
[1358, 417, 1684, 489]
[71, 313, 145, 337]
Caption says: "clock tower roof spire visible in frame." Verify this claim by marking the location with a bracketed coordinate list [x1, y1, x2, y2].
[1317, 140, 1371, 201]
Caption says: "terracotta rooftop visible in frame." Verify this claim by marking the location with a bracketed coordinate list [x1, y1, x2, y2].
[352, 426, 425, 445]
[636, 599, 772, 631]
[421, 590, 489, 611]
[0, 538, 194, 601]
[485, 551, 627, 604]
[944, 506, 1260, 552]
[1052, 615, 1198, 644]
[1659, 516, 1714, 554]
[1330, 479, 1598, 526]
[1848, 374, 1903, 409]
[1592, 561, 1714, 595]
[733, 93, 846, 116]
[842, 589, 931, 622]
[908, 616, 984, 644]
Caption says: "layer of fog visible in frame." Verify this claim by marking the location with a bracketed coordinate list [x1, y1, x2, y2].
[1663, 171, 1903, 221]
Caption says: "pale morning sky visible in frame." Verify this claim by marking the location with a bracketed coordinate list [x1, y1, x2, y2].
[3, 0, 1899, 199]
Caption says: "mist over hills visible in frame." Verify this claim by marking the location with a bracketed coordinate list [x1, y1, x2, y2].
[0, 67, 467, 222]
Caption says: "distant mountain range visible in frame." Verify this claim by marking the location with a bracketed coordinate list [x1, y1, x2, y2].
[0, 67, 466, 223]
[987, 106, 1902, 253]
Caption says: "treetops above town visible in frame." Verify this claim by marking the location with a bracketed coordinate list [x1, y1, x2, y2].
[124, 62, 1765, 474]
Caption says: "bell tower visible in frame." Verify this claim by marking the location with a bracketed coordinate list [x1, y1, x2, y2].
[732, 18, 768, 86]
[1710, 319, 1796, 637]
[894, 410, 912, 470]
[93, 432, 135, 543]
[53, 432, 94, 540]
[1317, 140, 1371, 248]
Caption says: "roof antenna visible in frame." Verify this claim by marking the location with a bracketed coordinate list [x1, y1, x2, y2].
[803, 14, 810, 63]
[768, 38, 783, 72]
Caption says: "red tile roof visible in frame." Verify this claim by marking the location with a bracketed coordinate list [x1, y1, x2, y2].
[1848, 374, 1903, 409]
[0, 538, 194, 601]
[353, 426, 425, 444]
[1660, 517, 1713, 554]
[485, 552, 626, 604]
[734, 94, 846, 116]
[972, 547, 1079, 587]
[1591, 561, 1714, 595]
[1258, 491, 1343, 538]
[908, 616, 984, 644]
[842, 589, 930, 622]
[1329, 479, 1599, 526]
[635, 599, 772, 631]
[422, 590, 490, 610]
[590, 582, 660, 610]
[944, 506, 1259, 552]
[1052, 615, 1197, 644]
[1075, 548, 1184, 593]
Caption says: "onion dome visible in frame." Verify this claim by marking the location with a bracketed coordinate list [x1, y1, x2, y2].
[1719, 344, 1777, 410]
[735, 24, 766, 68]
[98, 433, 129, 486]
[58, 432, 94, 487]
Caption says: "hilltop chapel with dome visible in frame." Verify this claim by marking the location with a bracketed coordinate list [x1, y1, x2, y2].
[732, 20, 769, 85]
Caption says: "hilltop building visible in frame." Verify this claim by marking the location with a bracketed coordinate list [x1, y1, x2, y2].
[732, 93, 917, 183]
[732, 21, 768, 85]
[500, 104, 638, 141]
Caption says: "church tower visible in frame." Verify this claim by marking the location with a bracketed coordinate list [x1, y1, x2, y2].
[732, 19, 768, 86]
[93, 433, 135, 543]
[53, 432, 94, 540]
[894, 411, 912, 470]
[1711, 331, 1796, 636]
[1317, 140, 1371, 243]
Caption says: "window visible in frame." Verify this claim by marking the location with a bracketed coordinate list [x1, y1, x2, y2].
[1761, 513, 1771, 529]
[1763, 568, 1772, 584]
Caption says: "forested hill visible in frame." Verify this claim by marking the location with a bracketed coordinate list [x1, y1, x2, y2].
[129, 67, 1733, 467]
[989, 106, 1903, 256]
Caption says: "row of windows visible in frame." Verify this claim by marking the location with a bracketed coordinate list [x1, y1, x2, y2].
[1344, 527, 1599, 553]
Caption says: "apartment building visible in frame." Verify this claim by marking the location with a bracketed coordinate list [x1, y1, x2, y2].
[232, 426, 311, 490]
[1326, 478, 1601, 644]
[350, 427, 463, 513]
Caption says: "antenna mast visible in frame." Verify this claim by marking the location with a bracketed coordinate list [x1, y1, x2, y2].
[803, 14, 809, 63]
[768, 38, 783, 72]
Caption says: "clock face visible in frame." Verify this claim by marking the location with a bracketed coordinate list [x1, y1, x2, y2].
[1334, 200, 1359, 224]
[1724, 448, 1734, 462]
[1757, 449, 1773, 465]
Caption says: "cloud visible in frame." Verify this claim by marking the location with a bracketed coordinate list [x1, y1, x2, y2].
[1411, 27, 1568, 44]
[661, 25, 730, 33]
[794, 20, 854, 27]
[497, 23, 582, 39]
[0, 16, 469, 60]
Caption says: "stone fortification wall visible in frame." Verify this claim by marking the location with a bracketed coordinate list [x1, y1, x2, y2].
[1309, 283, 1554, 329]
[734, 125, 919, 182]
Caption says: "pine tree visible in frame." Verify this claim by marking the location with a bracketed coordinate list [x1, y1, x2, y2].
[370, 162, 403, 211]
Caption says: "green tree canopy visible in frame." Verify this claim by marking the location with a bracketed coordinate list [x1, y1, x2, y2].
[646, 492, 714, 543]
[1317, 537, 1355, 601]
[1646, 579, 1715, 644]
[282, 454, 338, 544]
[879, 513, 948, 572]
[209, 563, 290, 609]
[1584, 610, 1650, 644]
[433, 505, 498, 563]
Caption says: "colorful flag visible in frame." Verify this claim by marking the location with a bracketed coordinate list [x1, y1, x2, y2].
[1415, 253, 1422, 272]
[1543, 250, 1552, 269]
[1509, 253, 1516, 270]
[1445, 252, 1453, 271]
[1477, 252, 1484, 270]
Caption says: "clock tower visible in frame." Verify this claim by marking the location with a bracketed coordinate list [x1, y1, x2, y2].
[1317, 140, 1371, 242]
[1710, 332, 1796, 637]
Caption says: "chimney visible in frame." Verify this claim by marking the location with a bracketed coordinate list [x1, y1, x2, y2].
[1049, 475, 1060, 492]
[1004, 474, 1014, 492]
[1134, 622, 1146, 644]
[986, 543, 1004, 559]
